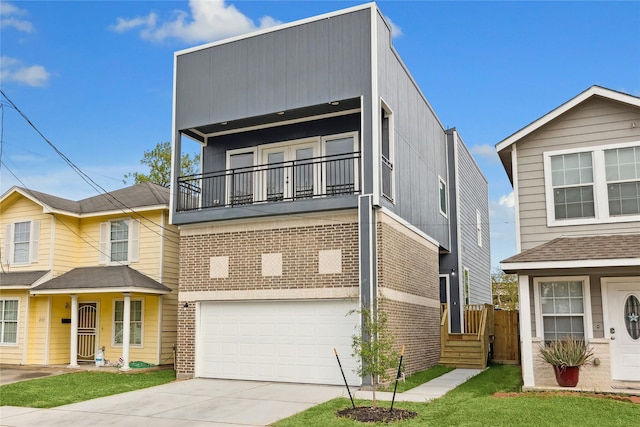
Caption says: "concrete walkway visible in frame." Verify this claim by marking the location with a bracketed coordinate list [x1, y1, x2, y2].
[0, 369, 483, 427]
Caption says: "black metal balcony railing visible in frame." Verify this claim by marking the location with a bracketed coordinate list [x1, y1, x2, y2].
[177, 152, 361, 212]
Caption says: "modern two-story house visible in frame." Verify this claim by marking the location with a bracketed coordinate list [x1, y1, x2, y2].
[171, 3, 490, 385]
[497, 86, 640, 391]
[0, 183, 179, 369]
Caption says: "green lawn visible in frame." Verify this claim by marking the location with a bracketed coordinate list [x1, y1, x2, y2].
[381, 365, 454, 393]
[274, 365, 640, 426]
[0, 369, 176, 408]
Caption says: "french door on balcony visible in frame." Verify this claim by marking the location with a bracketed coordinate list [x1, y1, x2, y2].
[262, 142, 317, 201]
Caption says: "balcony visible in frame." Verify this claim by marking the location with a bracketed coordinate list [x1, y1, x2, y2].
[177, 152, 361, 212]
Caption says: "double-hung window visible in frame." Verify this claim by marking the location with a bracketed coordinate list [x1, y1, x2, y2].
[99, 219, 139, 264]
[605, 146, 640, 216]
[3, 221, 39, 266]
[535, 278, 589, 343]
[0, 299, 18, 345]
[113, 300, 143, 345]
[544, 142, 640, 225]
[550, 152, 595, 220]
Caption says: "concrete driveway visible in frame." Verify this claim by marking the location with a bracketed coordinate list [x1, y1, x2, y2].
[0, 378, 348, 427]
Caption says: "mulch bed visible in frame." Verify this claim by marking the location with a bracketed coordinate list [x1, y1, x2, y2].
[337, 406, 417, 423]
[493, 391, 640, 404]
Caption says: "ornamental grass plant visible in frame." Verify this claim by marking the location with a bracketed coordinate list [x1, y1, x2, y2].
[539, 337, 594, 368]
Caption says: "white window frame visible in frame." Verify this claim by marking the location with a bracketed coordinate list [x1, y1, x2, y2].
[543, 141, 640, 226]
[3, 221, 39, 266]
[99, 219, 139, 265]
[0, 298, 19, 345]
[380, 99, 395, 203]
[112, 299, 144, 347]
[320, 131, 360, 195]
[533, 276, 593, 342]
[438, 176, 448, 217]
[226, 147, 258, 205]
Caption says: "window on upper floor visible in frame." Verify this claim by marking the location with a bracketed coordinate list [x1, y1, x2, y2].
[99, 219, 139, 264]
[113, 299, 143, 346]
[439, 177, 447, 217]
[381, 101, 394, 202]
[543, 141, 640, 226]
[534, 277, 590, 343]
[3, 221, 39, 266]
[605, 146, 640, 216]
[463, 267, 470, 305]
[0, 299, 18, 345]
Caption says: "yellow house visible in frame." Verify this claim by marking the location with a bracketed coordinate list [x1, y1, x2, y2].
[0, 183, 179, 369]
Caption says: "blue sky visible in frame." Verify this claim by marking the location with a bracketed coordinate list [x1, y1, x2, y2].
[2, 0, 639, 268]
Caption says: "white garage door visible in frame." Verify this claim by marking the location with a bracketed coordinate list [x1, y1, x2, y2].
[196, 299, 360, 385]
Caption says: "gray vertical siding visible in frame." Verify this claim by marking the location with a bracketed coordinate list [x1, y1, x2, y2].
[456, 133, 492, 304]
[374, 12, 450, 247]
[175, 9, 372, 131]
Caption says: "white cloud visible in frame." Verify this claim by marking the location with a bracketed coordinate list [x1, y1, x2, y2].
[0, 2, 33, 33]
[498, 191, 515, 208]
[110, 0, 281, 43]
[0, 56, 50, 87]
[385, 17, 402, 39]
[470, 144, 500, 164]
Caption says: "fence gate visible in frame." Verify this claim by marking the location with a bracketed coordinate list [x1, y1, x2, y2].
[78, 303, 97, 361]
[492, 309, 520, 364]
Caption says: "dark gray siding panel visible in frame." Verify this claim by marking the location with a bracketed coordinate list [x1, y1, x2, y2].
[456, 134, 491, 304]
[375, 13, 449, 246]
[175, 9, 372, 131]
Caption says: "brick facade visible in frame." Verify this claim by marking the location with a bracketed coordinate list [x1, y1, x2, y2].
[376, 212, 441, 375]
[176, 212, 360, 377]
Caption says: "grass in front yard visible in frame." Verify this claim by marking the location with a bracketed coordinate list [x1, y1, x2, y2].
[381, 365, 454, 393]
[0, 369, 176, 408]
[274, 364, 640, 426]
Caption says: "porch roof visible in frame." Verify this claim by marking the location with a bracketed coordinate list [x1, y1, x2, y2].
[500, 234, 640, 272]
[0, 270, 50, 289]
[30, 266, 171, 295]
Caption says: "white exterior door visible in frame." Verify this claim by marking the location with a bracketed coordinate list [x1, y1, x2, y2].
[196, 299, 360, 385]
[605, 277, 640, 381]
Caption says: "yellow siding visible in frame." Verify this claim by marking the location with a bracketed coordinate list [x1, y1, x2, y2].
[51, 215, 80, 277]
[0, 290, 28, 364]
[26, 296, 51, 364]
[48, 295, 72, 364]
[160, 211, 179, 364]
[0, 197, 52, 273]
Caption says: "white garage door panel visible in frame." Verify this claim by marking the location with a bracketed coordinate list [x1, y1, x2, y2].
[197, 300, 360, 385]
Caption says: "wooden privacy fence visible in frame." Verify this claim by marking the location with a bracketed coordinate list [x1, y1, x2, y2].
[492, 309, 520, 364]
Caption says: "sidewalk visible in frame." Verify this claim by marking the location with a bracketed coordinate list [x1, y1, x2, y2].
[352, 368, 484, 402]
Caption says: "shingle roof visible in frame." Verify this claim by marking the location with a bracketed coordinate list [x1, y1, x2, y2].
[30, 266, 171, 294]
[501, 234, 640, 264]
[11, 182, 169, 215]
[0, 271, 50, 288]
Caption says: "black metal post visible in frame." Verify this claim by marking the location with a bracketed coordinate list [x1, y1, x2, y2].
[390, 344, 405, 412]
[334, 348, 356, 409]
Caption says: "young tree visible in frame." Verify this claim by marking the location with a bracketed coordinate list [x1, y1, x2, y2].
[123, 141, 199, 187]
[350, 300, 399, 408]
[492, 269, 519, 310]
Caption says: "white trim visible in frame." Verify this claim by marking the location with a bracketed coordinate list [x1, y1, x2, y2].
[512, 146, 521, 253]
[518, 274, 535, 387]
[501, 257, 640, 271]
[380, 98, 395, 204]
[0, 297, 20, 346]
[496, 86, 640, 152]
[532, 276, 593, 341]
[438, 176, 448, 218]
[180, 287, 358, 302]
[175, 2, 376, 57]
[370, 6, 380, 207]
[204, 108, 361, 138]
[21, 296, 29, 364]
[169, 50, 178, 225]
[30, 287, 170, 296]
